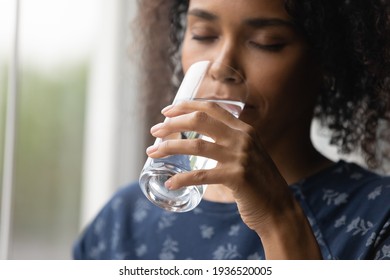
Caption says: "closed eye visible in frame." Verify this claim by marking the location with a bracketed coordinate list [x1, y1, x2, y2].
[249, 41, 285, 52]
[192, 35, 218, 42]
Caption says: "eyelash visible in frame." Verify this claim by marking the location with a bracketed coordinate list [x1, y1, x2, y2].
[191, 35, 285, 52]
[191, 35, 217, 42]
[248, 41, 285, 52]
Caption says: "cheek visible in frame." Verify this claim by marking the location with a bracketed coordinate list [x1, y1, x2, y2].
[250, 51, 319, 107]
[181, 33, 203, 73]
[181, 31, 217, 73]
[180, 37, 192, 73]
[244, 50, 321, 137]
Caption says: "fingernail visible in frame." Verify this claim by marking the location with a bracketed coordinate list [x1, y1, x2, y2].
[161, 104, 173, 114]
[146, 145, 158, 154]
[165, 179, 173, 189]
[150, 123, 163, 133]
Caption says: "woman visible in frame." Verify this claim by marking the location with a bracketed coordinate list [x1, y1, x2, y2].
[73, 0, 390, 259]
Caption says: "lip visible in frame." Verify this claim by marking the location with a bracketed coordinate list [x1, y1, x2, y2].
[243, 104, 257, 110]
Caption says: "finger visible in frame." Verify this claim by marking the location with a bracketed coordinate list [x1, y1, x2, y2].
[146, 138, 231, 162]
[162, 100, 240, 127]
[151, 111, 237, 144]
[165, 167, 234, 190]
[164, 100, 254, 134]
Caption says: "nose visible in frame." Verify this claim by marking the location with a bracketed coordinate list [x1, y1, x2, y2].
[208, 40, 244, 84]
[209, 61, 243, 84]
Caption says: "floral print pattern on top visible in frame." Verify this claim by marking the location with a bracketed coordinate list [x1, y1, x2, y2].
[73, 160, 390, 260]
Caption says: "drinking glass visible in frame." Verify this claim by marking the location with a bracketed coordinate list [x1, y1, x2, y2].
[139, 60, 248, 212]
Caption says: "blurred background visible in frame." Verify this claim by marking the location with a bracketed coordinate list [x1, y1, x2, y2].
[0, 0, 370, 260]
[0, 0, 144, 259]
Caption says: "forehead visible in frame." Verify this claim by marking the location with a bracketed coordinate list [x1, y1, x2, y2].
[188, 0, 291, 21]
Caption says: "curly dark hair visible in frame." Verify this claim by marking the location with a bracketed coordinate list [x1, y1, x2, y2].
[135, 0, 390, 171]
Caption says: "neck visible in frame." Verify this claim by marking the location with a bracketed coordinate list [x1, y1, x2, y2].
[264, 120, 333, 185]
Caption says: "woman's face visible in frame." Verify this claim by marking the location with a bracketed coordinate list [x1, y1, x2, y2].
[181, 0, 321, 146]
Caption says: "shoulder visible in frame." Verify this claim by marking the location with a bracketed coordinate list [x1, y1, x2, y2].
[297, 159, 390, 230]
[90, 181, 149, 228]
[335, 161, 390, 210]
[302, 160, 390, 195]
[112, 181, 143, 203]
[331, 161, 390, 200]
[295, 160, 390, 259]
[73, 181, 147, 259]
[88, 182, 144, 222]
[334, 160, 390, 182]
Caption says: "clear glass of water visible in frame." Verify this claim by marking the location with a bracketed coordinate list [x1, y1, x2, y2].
[139, 60, 248, 212]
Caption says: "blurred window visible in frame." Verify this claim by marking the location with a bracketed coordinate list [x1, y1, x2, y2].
[0, 0, 142, 259]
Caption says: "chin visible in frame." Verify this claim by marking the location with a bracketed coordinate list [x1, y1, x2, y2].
[239, 106, 261, 124]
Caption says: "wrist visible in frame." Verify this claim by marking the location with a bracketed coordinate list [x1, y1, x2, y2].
[255, 200, 322, 260]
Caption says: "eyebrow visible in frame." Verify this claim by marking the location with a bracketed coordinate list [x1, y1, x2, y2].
[187, 8, 295, 29]
[187, 9, 218, 21]
[245, 18, 295, 29]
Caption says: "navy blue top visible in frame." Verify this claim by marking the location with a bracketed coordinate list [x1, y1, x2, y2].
[73, 160, 390, 260]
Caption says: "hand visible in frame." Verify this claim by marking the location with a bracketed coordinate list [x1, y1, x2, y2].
[147, 100, 322, 259]
[147, 100, 293, 232]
